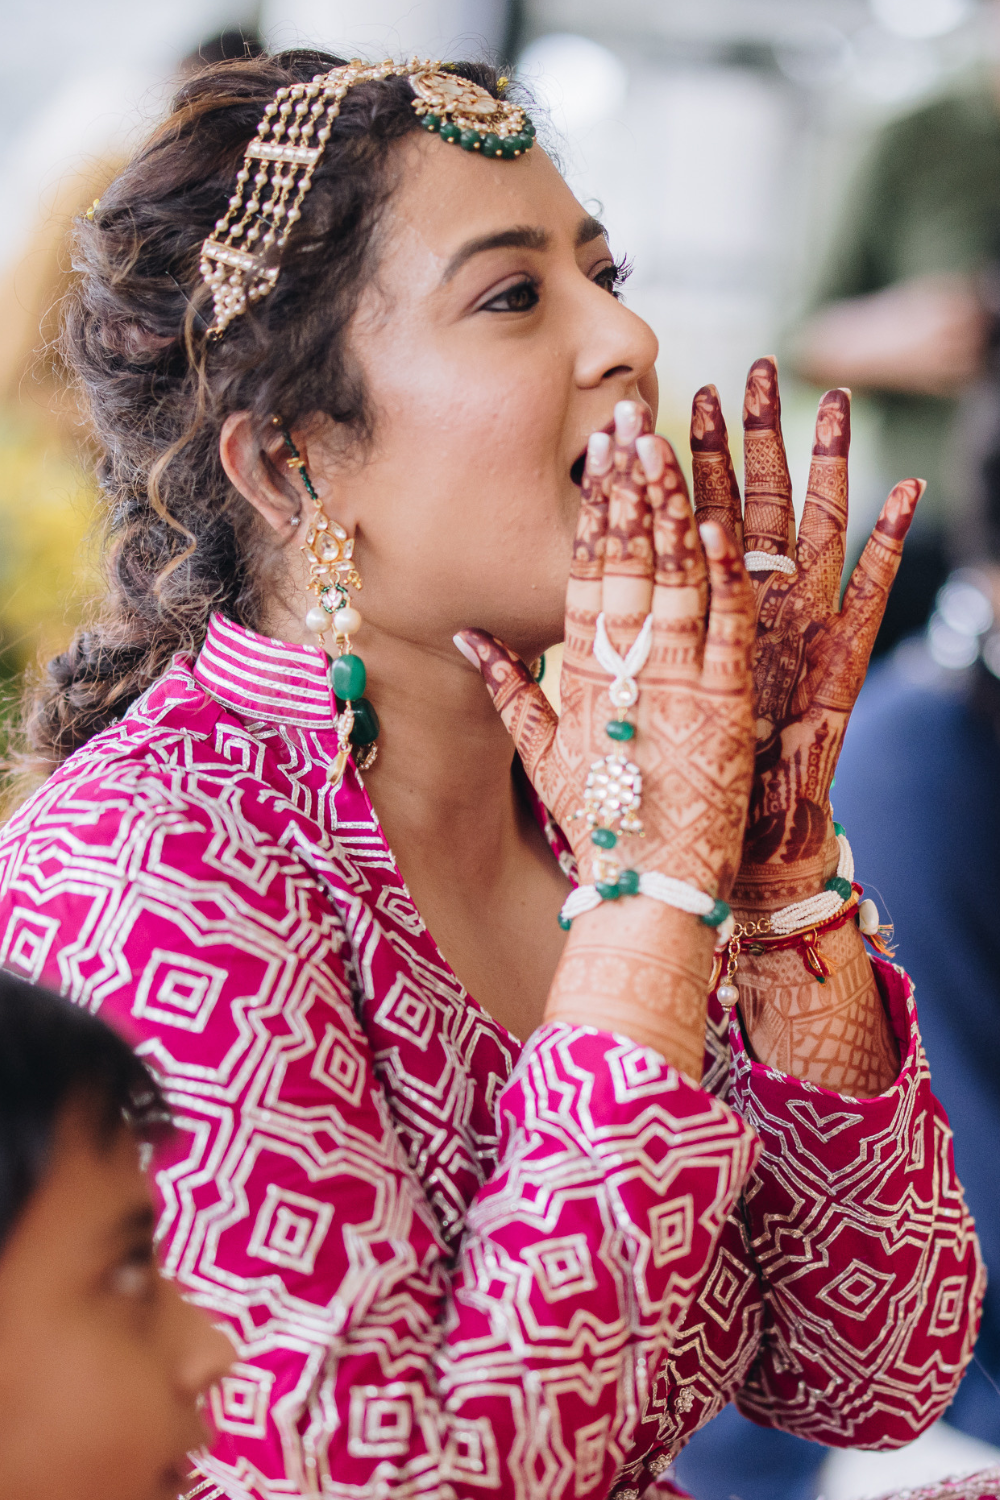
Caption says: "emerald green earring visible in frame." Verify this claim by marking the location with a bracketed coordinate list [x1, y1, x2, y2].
[277, 421, 380, 784]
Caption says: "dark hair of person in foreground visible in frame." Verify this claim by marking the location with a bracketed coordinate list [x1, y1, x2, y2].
[0, 969, 167, 1253]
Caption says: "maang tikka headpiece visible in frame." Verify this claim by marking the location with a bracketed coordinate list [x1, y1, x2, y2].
[200, 58, 535, 336]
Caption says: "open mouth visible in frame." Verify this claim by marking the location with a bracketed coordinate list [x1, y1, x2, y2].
[570, 416, 619, 489]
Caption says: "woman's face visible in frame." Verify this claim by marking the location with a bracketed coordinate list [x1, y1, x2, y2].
[307, 133, 659, 662]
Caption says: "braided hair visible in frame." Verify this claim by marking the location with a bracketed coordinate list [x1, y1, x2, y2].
[25, 51, 506, 767]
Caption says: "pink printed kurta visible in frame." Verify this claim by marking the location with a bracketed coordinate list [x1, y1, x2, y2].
[0, 614, 983, 1500]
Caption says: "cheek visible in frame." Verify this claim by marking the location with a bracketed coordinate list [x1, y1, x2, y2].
[375, 336, 568, 508]
[0, 1322, 181, 1500]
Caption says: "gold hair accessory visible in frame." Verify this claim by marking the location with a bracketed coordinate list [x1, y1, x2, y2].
[85, 198, 100, 220]
[201, 59, 534, 336]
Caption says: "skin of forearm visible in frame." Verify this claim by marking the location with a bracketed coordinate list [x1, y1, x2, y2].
[734, 921, 899, 1098]
[791, 282, 987, 399]
[732, 837, 900, 1098]
[544, 897, 716, 1081]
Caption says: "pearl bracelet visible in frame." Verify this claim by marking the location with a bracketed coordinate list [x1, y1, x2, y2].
[712, 825, 887, 1010]
[559, 871, 734, 946]
[767, 828, 855, 933]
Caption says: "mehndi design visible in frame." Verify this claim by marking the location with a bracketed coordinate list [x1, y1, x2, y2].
[690, 357, 921, 1093]
[459, 403, 756, 1074]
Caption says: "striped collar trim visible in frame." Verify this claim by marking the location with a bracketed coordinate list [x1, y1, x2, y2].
[193, 613, 337, 729]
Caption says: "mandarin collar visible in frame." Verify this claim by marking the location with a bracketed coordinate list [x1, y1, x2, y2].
[192, 612, 337, 729]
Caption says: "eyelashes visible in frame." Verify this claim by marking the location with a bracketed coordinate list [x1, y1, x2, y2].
[480, 253, 634, 314]
[598, 254, 633, 300]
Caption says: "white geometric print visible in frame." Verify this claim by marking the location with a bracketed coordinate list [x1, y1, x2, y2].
[248, 1186, 333, 1275]
[0, 614, 983, 1500]
[133, 950, 227, 1032]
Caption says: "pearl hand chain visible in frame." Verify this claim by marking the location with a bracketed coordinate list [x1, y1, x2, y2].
[560, 612, 733, 941]
[743, 551, 797, 576]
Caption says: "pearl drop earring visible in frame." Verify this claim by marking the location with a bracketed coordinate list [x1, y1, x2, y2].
[275, 419, 380, 780]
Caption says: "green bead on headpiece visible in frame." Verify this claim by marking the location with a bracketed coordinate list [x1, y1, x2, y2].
[410, 67, 535, 156]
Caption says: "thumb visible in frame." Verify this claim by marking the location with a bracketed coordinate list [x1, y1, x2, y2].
[454, 630, 558, 788]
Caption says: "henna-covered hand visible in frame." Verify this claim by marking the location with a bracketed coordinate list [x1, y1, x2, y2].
[455, 401, 756, 1074]
[457, 401, 755, 896]
[691, 358, 922, 908]
[691, 358, 922, 1095]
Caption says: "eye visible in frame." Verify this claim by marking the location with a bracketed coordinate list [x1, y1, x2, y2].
[479, 277, 540, 314]
[594, 254, 633, 300]
[107, 1245, 158, 1303]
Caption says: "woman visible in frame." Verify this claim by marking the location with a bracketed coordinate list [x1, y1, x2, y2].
[0, 52, 982, 1500]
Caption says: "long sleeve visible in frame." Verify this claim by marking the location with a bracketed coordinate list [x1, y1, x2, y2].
[727, 958, 984, 1447]
[0, 746, 759, 1500]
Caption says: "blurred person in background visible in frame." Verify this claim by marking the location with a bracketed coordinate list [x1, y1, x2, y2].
[0, 969, 232, 1500]
[790, 0, 1000, 658]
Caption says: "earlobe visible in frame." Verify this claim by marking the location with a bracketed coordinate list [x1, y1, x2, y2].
[219, 412, 301, 535]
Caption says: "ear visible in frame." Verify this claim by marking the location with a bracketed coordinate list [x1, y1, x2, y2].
[220, 413, 304, 537]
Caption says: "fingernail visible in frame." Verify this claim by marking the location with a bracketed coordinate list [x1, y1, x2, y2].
[838, 387, 852, 400]
[587, 430, 612, 471]
[614, 400, 643, 442]
[635, 434, 664, 482]
[744, 358, 778, 427]
[453, 634, 480, 668]
[699, 521, 726, 559]
[748, 356, 776, 386]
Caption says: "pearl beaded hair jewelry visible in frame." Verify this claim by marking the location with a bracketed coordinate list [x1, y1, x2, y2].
[200, 58, 535, 336]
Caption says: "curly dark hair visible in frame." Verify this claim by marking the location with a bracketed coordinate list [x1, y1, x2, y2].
[25, 51, 506, 767]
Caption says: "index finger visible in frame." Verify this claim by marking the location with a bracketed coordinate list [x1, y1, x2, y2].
[743, 356, 795, 559]
[566, 428, 613, 665]
[796, 388, 851, 613]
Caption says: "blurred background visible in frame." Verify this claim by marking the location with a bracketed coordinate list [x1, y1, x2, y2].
[8, 0, 1000, 687]
[4, 2, 1000, 1497]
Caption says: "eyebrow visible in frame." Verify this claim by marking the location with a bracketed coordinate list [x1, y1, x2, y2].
[441, 215, 610, 284]
[575, 214, 609, 248]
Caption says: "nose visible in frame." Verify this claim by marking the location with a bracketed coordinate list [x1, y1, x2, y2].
[574, 282, 659, 398]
